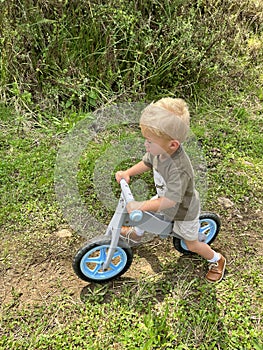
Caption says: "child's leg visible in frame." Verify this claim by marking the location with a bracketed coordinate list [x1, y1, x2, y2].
[184, 240, 226, 283]
[184, 240, 215, 260]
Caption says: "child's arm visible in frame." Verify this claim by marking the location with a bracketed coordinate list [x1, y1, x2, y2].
[126, 197, 176, 213]
[115, 161, 151, 183]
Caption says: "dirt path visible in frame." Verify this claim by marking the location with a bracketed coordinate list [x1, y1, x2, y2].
[1, 208, 262, 308]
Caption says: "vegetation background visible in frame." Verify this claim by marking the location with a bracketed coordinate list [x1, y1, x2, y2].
[0, 0, 262, 349]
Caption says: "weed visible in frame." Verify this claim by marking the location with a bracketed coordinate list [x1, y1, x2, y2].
[1, 0, 262, 120]
[0, 1, 262, 349]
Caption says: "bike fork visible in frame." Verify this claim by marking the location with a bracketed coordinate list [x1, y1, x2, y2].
[102, 197, 127, 270]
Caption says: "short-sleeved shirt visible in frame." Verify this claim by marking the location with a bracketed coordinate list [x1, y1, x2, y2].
[142, 146, 200, 222]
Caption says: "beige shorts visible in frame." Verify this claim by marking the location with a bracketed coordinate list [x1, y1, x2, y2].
[172, 216, 200, 241]
[151, 195, 200, 241]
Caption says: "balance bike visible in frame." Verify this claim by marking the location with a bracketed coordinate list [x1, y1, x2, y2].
[72, 179, 220, 283]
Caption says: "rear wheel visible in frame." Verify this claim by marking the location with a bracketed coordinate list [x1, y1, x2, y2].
[72, 239, 133, 283]
[173, 212, 221, 254]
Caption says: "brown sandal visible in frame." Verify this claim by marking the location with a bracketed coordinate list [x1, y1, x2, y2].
[205, 254, 226, 283]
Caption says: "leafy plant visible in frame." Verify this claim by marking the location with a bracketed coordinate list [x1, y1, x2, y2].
[0, 1, 262, 349]
[0, 0, 262, 121]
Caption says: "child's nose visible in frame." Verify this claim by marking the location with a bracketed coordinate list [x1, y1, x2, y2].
[144, 140, 150, 150]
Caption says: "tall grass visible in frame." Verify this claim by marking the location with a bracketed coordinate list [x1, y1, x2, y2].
[0, 3, 262, 348]
[0, 0, 262, 120]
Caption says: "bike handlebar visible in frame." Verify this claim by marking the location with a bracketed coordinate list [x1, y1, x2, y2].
[120, 179, 143, 222]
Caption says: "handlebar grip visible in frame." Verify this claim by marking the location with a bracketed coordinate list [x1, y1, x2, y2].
[120, 178, 134, 202]
[120, 179, 143, 222]
[129, 210, 143, 222]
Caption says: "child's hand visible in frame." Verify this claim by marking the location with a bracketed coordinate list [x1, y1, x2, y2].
[115, 170, 130, 183]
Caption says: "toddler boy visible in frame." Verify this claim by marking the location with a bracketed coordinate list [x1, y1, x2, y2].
[115, 98, 226, 283]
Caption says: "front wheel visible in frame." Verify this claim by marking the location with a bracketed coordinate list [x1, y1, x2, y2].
[173, 212, 221, 254]
[72, 239, 133, 283]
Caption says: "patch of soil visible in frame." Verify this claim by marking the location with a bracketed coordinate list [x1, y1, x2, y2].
[1, 232, 187, 308]
[0, 235, 169, 307]
[1, 207, 262, 308]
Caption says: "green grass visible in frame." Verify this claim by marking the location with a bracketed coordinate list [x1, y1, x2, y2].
[1, 266, 262, 349]
[1, 0, 262, 117]
[0, 97, 262, 349]
[0, 1, 263, 348]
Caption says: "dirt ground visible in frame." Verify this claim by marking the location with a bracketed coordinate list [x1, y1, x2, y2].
[1, 234, 180, 306]
[1, 206, 263, 308]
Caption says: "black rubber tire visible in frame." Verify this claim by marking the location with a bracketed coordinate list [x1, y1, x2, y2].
[72, 238, 133, 283]
[173, 212, 221, 254]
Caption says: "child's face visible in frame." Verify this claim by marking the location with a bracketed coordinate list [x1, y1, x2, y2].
[142, 130, 175, 156]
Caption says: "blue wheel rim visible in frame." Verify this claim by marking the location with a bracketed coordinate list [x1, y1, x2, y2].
[180, 218, 218, 251]
[80, 245, 127, 280]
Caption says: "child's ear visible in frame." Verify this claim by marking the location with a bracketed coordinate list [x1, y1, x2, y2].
[169, 140, 180, 151]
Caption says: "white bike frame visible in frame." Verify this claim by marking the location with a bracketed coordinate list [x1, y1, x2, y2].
[102, 179, 173, 270]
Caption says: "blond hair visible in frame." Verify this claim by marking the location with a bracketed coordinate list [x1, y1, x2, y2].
[140, 97, 190, 143]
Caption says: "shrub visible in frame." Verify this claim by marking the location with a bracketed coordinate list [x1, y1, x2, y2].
[0, 0, 262, 118]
